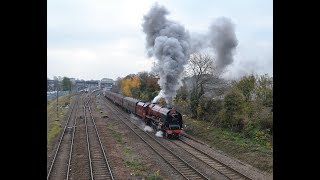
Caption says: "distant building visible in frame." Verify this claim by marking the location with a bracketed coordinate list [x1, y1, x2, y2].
[73, 78, 115, 92]
[100, 78, 114, 90]
[47, 80, 55, 91]
[69, 78, 76, 84]
[75, 80, 86, 91]
[86, 80, 99, 90]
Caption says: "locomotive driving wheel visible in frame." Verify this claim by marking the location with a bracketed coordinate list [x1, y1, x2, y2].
[165, 132, 172, 139]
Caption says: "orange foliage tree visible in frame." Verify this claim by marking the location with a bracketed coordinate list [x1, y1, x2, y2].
[120, 75, 141, 97]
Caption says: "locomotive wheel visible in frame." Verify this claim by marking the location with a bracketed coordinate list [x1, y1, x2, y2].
[166, 133, 172, 139]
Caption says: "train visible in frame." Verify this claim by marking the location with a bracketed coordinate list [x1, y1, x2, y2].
[103, 90, 183, 139]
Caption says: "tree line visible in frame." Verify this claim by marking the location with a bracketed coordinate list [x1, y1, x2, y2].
[47, 76, 73, 92]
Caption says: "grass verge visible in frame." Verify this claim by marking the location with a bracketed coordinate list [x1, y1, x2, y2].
[107, 124, 147, 175]
[183, 115, 273, 173]
[107, 123, 162, 178]
[47, 94, 73, 144]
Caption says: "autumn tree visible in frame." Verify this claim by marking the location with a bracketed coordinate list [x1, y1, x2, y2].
[120, 74, 141, 98]
[138, 71, 160, 101]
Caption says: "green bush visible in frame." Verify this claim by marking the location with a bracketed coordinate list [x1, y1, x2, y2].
[195, 96, 208, 120]
[243, 121, 258, 138]
[190, 90, 200, 118]
[194, 97, 224, 122]
[222, 88, 245, 131]
[174, 97, 190, 115]
[254, 129, 271, 146]
[224, 88, 245, 114]
[213, 109, 226, 127]
[257, 111, 273, 133]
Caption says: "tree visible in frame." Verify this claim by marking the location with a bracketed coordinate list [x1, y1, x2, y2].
[187, 53, 216, 92]
[223, 88, 245, 131]
[111, 77, 122, 93]
[234, 74, 256, 102]
[187, 53, 221, 117]
[120, 74, 140, 98]
[256, 74, 273, 107]
[176, 80, 188, 101]
[62, 77, 71, 91]
[53, 76, 61, 91]
[47, 77, 51, 91]
[137, 71, 160, 101]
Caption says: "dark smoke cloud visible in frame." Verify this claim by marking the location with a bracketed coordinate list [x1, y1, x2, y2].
[209, 17, 238, 70]
[190, 17, 238, 72]
[142, 4, 238, 106]
[189, 33, 210, 54]
[142, 3, 190, 107]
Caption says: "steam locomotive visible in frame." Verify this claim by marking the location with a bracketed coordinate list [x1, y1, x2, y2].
[104, 90, 183, 139]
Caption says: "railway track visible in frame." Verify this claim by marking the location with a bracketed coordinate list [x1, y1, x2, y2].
[68, 95, 91, 179]
[84, 92, 114, 180]
[101, 94, 259, 180]
[47, 95, 79, 180]
[171, 139, 252, 180]
[102, 96, 209, 180]
[48, 91, 114, 180]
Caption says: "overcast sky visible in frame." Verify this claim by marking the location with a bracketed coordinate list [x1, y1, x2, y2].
[47, 0, 272, 81]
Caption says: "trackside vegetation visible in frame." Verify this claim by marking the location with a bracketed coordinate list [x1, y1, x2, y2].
[111, 71, 273, 173]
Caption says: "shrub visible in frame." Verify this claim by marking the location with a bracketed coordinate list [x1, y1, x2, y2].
[222, 88, 245, 131]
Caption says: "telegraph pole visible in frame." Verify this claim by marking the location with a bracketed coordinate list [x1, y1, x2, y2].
[56, 85, 59, 120]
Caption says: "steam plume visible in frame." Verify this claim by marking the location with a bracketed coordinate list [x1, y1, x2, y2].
[155, 131, 163, 137]
[142, 3, 190, 107]
[144, 126, 153, 132]
[209, 17, 238, 70]
[190, 17, 238, 72]
[142, 4, 238, 106]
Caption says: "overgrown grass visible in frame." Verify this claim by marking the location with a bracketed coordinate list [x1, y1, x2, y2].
[96, 103, 102, 112]
[183, 115, 273, 173]
[47, 121, 61, 143]
[124, 146, 132, 156]
[47, 95, 73, 144]
[107, 123, 149, 176]
[146, 170, 163, 180]
[108, 124, 124, 144]
[125, 160, 147, 174]
[96, 101, 108, 117]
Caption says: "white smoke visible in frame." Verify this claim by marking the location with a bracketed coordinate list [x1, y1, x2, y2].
[155, 131, 163, 137]
[144, 126, 153, 132]
[130, 114, 139, 122]
[130, 114, 146, 129]
[152, 90, 164, 103]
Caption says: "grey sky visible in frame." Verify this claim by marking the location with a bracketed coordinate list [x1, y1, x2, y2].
[47, 0, 272, 80]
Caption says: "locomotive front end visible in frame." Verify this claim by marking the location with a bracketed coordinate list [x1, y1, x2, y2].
[164, 107, 183, 139]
